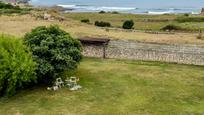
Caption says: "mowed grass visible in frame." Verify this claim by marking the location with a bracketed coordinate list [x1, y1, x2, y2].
[64, 13, 176, 30]
[0, 58, 204, 115]
[65, 13, 204, 31]
[177, 22, 204, 31]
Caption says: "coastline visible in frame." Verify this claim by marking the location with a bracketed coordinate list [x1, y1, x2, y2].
[56, 4, 201, 15]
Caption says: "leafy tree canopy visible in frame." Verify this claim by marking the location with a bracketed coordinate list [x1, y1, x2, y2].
[24, 25, 82, 84]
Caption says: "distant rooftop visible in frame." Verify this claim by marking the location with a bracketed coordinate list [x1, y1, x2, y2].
[78, 37, 110, 45]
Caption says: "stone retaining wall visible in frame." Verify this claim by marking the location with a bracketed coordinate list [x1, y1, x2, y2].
[82, 45, 104, 58]
[82, 40, 204, 65]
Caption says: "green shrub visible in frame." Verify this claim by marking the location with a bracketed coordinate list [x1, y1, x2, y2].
[0, 34, 36, 96]
[24, 25, 83, 84]
[111, 11, 119, 14]
[122, 20, 134, 29]
[0, 2, 30, 14]
[95, 21, 111, 27]
[161, 24, 181, 31]
[0, 9, 21, 14]
[0, 2, 21, 10]
[99, 11, 106, 14]
[81, 19, 90, 23]
[184, 13, 190, 17]
[176, 16, 204, 23]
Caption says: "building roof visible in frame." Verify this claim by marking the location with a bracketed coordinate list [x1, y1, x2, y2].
[78, 37, 110, 45]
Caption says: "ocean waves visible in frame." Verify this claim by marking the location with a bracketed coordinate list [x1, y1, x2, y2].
[57, 4, 136, 11]
[57, 4, 200, 14]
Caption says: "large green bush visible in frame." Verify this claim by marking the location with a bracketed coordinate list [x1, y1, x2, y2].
[0, 2, 30, 15]
[0, 35, 36, 96]
[122, 20, 134, 29]
[99, 11, 106, 14]
[161, 24, 181, 31]
[24, 25, 82, 84]
[95, 21, 111, 27]
[0, 2, 21, 10]
[81, 19, 90, 23]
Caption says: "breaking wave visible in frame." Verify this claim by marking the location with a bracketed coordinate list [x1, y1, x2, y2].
[57, 4, 200, 14]
[57, 4, 137, 11]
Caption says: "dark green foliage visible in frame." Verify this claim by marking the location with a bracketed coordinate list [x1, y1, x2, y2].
[24, 25, 82, 84]
[111, 11, 119, 14]
[81, 19, 90, 23]
[0, 34, 36, 96]
[161, 24, 181, 31]
[0, 9, 21, 14]
[176, 16, 204, 23]
[0, 2, 30, 15]
[184, 13, 189, 17]
[122, 20, 134, 29]
[99, 11, 106, 14]
[0, 2, 21, 10]
[95, 21, 111, 27]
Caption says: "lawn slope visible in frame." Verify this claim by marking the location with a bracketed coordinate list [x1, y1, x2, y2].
[0, 58, 204, 115]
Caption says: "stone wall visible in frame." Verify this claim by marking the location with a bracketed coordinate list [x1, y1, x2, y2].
[82, 40, 204, 65]
[82, 44, 104, 58]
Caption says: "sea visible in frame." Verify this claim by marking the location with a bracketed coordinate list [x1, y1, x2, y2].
[29, 0, 204, 14]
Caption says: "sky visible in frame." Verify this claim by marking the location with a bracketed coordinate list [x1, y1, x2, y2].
[30, 0, 204, 8]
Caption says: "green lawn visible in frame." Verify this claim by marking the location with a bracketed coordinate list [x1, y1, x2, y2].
[0, 58, 204, 115]
[177, 22, 204, 31]
[64, 13, 176, 30]
[64, 13, 204, 31]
